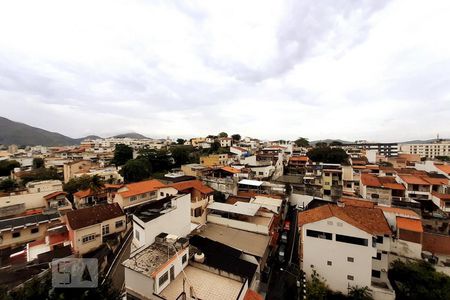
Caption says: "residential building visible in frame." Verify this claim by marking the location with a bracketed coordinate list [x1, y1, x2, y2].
[63, 160, 97, 183]
[431, 192, 450, 213]
[74, 184, 122, 209]
[298, 203, 395, 300]
[112, 179, 178, 211]
[400, 140, 450, 158]
[26, 180, 63, 193]
[169, 180, 213, 225]
[181, 163, 209, 178]
[199, 154, 228, 167]
[287, 156, 308, 174]
[219, 137, 233, 148]
[359, 173, 405, 204]
[346, 143, 398, 157]
[132, 194, 191, 248]
[190, 137, 206, 148]
[65, 203, 126, 255]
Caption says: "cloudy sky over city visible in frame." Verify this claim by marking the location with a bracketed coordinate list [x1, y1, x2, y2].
[1, 0, 449, 142]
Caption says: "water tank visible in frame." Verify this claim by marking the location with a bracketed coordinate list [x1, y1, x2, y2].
[194, 252, 205, 263]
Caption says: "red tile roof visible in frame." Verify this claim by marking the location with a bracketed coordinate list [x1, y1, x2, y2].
[298, 204, 391, 235]
[360, 174, 405, 190]
[376, 206, 420, 218]
[396, 216, 423, 233]
[119, 179, 167, 198]
[44, 191, 67, 200]
[435, 164, 450, 175]
[431, 192, 450, 201]
[66, 203, 124, 230]
[289, 156, 308, 162]
[398, 174, 430, 185]
[423, 232, 450, 255]
[221, 166, 241, 174]
[421, 176, 448, 185]
[340, 197, 375, 208]
[244, 289, 264, 300]
[169, 180, 213, 194]
[73, 189, 94, 199]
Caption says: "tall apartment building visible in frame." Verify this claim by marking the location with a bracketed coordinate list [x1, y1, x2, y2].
[346, 143, 399, 157]
[400, 141, 450, 158]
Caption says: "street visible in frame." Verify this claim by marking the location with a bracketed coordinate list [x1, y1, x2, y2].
[105, 230, 132, 292]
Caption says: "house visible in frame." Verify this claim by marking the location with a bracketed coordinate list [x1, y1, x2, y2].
[112, 179, 178, 211]
[359, 173, 405, 204]
[287, 156, 309, 174]
[65, 203, 126, 255]
[132, 194, 191, 248]
[298, 204, 395, 300]
[190, 137, 206, 148]
[26, 180, 63, 193]
[63, 160, 97, 183]
[0, 212, 61, 252]
[169, 180, 214, 225]
[181, 163, 209, 178]
[219, 137, 233, 148]
[431, 192, 450, 213]
[199, 154, 228, 167]
[26, 223, 71, 262]
[230, 146, 249, 157]
[397, 174, 432, 200]
[74, 184, 122, 209]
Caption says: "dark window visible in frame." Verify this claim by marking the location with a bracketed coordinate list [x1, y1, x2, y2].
[336, 234, 368, 246]
[115, 220, 124, 228]
[347, 257, 354, 262]
[371, 193, 379, 199]
[327, 261, 332, 266]
[194, 207, 202, 218]
[347, 275, 354, 281]
[324, 190, 331, 196]
[182, 254, 187, 264]
[12, 231, 21, 238]
[373, 252, 382, 260]
[306, 229, 332, 240]
[31, 227, 39, 234]
[159, 271, 169, 286]
[376, 236, 383, 244]
[372, 270, 381, 278]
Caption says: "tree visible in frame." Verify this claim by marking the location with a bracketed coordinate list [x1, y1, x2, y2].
[218, 132, 228, 138]
[348, 286, 373, 300]
[209, 141, 221, 154]
[389, 259, 450, 300]
[231, 134, 241, 141]
[294, 137, 309, 148]
[307, 147, 349, 164]
[89, 174, 105, 193]
[306, 270, 328, 300]
[112, 144, 133, 166]
[0, 160, 20, 176]
[32, 157, 45, 169]
[435, 156, 450, 162]
[0, 178, 18, 192]
[330, 141, 343, 147]
[63, 175, 95, 195]
[176, 138, 186, 145]
[137, 148, 172, 173]
[120, 159, 151, 183]
[170, 146, 191, 167]
[315, 141, 328, 148]
[21, 167, 61, 184]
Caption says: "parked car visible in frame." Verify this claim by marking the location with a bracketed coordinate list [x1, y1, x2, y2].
[278, 244, 286, 263]
[281, 231, 288, 244]
[284, 220, 291, 231]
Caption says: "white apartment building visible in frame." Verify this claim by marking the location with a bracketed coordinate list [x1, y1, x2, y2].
[299, 204, 395, 300]
[400, 141, 450, 158]
[132, 193, 191, 248]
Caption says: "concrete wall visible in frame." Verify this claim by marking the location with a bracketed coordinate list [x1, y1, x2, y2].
[207, 214, 270, 235]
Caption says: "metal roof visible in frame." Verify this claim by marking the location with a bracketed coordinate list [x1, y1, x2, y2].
[238, 179, 264, 187]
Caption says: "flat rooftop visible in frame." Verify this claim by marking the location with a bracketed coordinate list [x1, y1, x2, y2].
[133, 196, 175, 223]
[122, 242, 180, 277]
[159, 265, 243, 300]
[199, 223, 270, 257]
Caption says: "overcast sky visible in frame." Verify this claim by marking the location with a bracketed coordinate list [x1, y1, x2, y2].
[1, 0, 449, 142]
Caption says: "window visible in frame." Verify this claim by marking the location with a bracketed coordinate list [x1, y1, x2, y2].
[337, 222, 343, 227]
[376, 236, 383, 244]
[140, 193, 146, 199]
[371, 193, 379, 199]
[327, 221, 333, 225]
[31, 227, 39, 234]
[159, 271, 169, 286]
[373, 252, 382, 260]
[130, 196, 137, 202]
[327, 261, 332, 266]
[160, 192, 164, 197]
[12, 231, 21, 238]
[347, 275, 354, 281]
[306, 229, 332, 240]
[324, 190, 331, 196]
[182, 254, 187, 264]
[82, 234, 96, 244]
[193, 207, 202, 218]
[336, 234, 368, 246]
[102, 224, 110, 235]
[347, 257, 354, 262]
[135, 230, 140, 241]
[372, 270, 381, 278]
[115, 220, 124, 228]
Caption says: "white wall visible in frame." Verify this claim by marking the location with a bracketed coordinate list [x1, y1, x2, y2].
[289, 193, 314, 207]
[124, 267, 155, 299]
[302, 217, 376, 294]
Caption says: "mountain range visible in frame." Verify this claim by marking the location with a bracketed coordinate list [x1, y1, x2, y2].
[0, 117, 149, 146]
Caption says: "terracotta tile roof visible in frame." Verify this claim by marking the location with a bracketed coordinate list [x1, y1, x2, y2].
[244, 289, 264, 300]
[340, 197, 375, 208]
[289, 156, 308, 162]
[169, 180, 213, 194]
[431, 192, 450, 201]
[66, 203, 124, 230]
[398, 174, 430, 185]
[396, 216, 423, 233]
[376, 206, 420, 218]
[119, 179, 167, 198]
[298, 204, 391, 235]
[421, 176, 448, 185]
[73, 189, 94, 199]
[435, 164, 450, 175]
[44, 191, 67, 200]
[231, 146, 248, 152]
[104, 184, 123, 189]
[360, 174, 405, 190]
[221, 166, 241, 174]
[423, 232, 450, 255]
